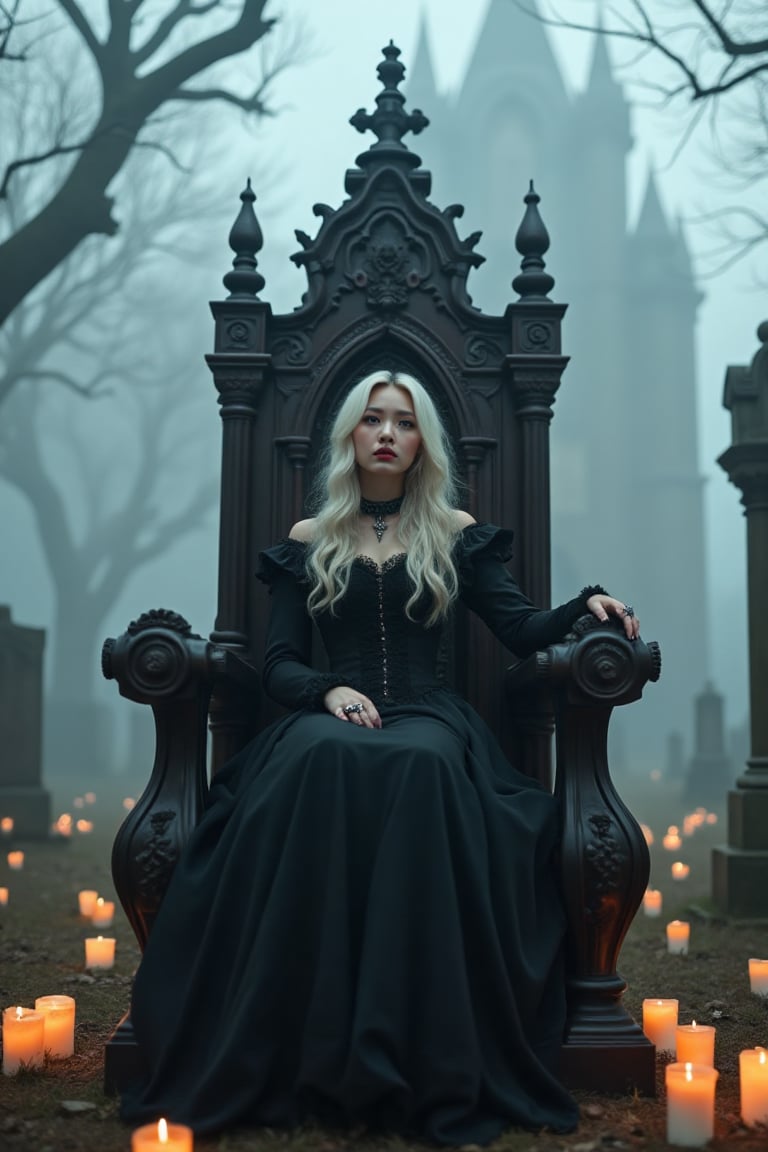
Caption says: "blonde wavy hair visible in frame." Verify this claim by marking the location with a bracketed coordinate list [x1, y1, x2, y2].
[306, 370, 462, 626]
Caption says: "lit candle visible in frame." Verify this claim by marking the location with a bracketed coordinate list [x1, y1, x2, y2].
[7, 850, 23, 870]
[643, 888, 663, 917]
[749, 958, 768, 997]
[740, 1048, 768, 1127]
[666, 920, 690, 955]
[34, 995, 76, 1059]
[131, 1117, 194, 1151]
[84, 792, 96, 804]
[0, 887, 8, 906]
[54, 814, 72, 837]
[91, 897, 115, 928]
[84, 936, 115, 970]
[676, 1020, 715, 1067]
[666, 1062, 719, 1146]
[671, 861, 691, 881]
[76, 819, 93, 834]
[2, 1006, 45, 1074]
[78, 890, 99, 917]
[663, 828, 682, 851]
[0, 817, 13, 835]
[643, 998, 679, 1054]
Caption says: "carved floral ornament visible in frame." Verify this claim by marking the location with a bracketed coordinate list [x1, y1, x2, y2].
[346, 213, 429, 309]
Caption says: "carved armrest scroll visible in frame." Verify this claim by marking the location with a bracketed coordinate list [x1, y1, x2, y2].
[507, 615, 662, 1093]
[102, 610, 260, 950]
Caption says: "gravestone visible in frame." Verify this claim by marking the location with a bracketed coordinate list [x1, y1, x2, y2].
[712, 321, 768, 916]
[684, 682, 732, 807]
[0, 605, 51, 838]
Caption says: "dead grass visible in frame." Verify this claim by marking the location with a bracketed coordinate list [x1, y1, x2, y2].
[0, 774, 767, 1151]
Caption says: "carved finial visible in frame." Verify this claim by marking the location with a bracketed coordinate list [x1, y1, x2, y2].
[223, 178, 265, 298]
[512, 180, 555, 301]
[349, 41, 429, 171]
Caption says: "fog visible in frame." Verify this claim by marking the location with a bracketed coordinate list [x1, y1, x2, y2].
[1, 0, 764, 783]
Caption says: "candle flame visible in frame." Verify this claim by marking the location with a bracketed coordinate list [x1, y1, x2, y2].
[760, 1050, 767, 1066]
[685, 1062, 693, 1081]
[15, 1006, 23, 1020]
[692, 1020, 697, 1028]
[158, 1117, 169, 1143]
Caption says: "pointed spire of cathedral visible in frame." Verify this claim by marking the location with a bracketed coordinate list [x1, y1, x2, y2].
[634, 169, 671, 242]
[408, 11, 438, 117]
[575, 17, 632, 150]
[458, 0, 568, 108]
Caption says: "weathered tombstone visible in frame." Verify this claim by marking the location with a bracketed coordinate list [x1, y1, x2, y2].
[0, 605, 51, 838]
[712, 322, 768, 916]
[684, 682, 732, 807]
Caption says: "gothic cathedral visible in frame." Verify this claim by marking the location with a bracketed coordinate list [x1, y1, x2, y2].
[409, 0, 708, 772]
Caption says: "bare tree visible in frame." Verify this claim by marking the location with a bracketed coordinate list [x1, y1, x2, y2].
[529, 0, 768, 269]
[0, 0, 299, 326]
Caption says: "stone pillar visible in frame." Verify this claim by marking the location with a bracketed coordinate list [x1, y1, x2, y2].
[712, 321, 768, 916]
[685, 682, 733, 808]
[0, 606, 51, 838]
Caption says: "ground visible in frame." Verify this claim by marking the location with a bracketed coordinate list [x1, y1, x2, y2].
[0, 773, 766, 1152]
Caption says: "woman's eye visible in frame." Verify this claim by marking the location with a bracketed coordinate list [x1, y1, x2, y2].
[399, 420, 415, 429]
[364, 415, 379, 424]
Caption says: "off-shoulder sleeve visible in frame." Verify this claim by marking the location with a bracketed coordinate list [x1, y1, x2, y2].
[256, 539, 345, 710]
[256, 539, 309, 586]
[457, 522, 606, 658]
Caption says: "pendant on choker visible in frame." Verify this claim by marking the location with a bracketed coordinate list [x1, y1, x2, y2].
[360, 496, 403, 544]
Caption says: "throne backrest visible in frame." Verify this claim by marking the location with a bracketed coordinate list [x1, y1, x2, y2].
[206, 44, 569, 778]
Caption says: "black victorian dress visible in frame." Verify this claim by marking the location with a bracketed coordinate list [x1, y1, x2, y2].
[120, 524, 597, 1145]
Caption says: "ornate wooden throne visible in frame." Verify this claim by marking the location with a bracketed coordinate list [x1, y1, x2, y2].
[103, 43, 661, 1099]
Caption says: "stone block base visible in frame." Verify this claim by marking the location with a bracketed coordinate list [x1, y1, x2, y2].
[712, 845, 768, 917]
[728, 787, 768, 850]
[560, 1039, 656, 1096]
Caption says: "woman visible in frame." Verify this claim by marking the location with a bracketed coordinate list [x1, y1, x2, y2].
[120, 370, 639, 1146]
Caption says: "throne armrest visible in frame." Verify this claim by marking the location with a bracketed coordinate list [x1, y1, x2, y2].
[508, 614, 662, 1094]
[102, 609, 259, 950]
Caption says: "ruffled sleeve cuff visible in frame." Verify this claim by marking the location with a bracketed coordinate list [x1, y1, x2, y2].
[455, 522, 515, 587]
[295, 673, 349, 712]
[256, 539, 308, 586]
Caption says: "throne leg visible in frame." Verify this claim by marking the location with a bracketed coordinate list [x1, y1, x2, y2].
[555, 699, 656, 1095]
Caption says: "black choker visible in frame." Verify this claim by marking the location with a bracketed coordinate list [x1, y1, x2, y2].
[360, 496, 404, 543]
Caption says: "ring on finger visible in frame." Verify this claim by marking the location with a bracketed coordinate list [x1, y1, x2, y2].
[622, 604, 635, 618]
[343, 702, 364, 715]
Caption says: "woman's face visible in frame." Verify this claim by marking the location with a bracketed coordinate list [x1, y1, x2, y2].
[351, 383, 423, 479]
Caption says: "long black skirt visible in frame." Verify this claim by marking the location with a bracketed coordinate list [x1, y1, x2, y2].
[119, 692, 579, 1145]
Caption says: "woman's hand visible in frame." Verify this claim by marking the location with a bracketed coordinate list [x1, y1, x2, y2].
[585, 594, 640, 641]
[324, 686, 382, 728]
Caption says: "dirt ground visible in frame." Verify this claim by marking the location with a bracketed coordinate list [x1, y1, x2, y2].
[0, 773, 766, 1152]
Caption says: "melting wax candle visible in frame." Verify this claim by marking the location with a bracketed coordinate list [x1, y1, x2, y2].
[740, 1048, 768, 1127]
[748, 958, 768, 997]
[666, 1062, 719, 1147]
[131, 1117, 194, 1150]
[34, 995, 76, 1059]
[78, 889, 99, 917]
[91, 897, 115, 928]
[84, 936, 115, 970]
[0, 817, 14, 835]
[666, 920, 690, 955]
[676, 1020, 715, 1067]
[671, 861, 691, 881]
[2, 1006, 45, 1074]
[642, 998, 679, 1054]
[643, 888, 662, 917]
[7, 851, 23, 870]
